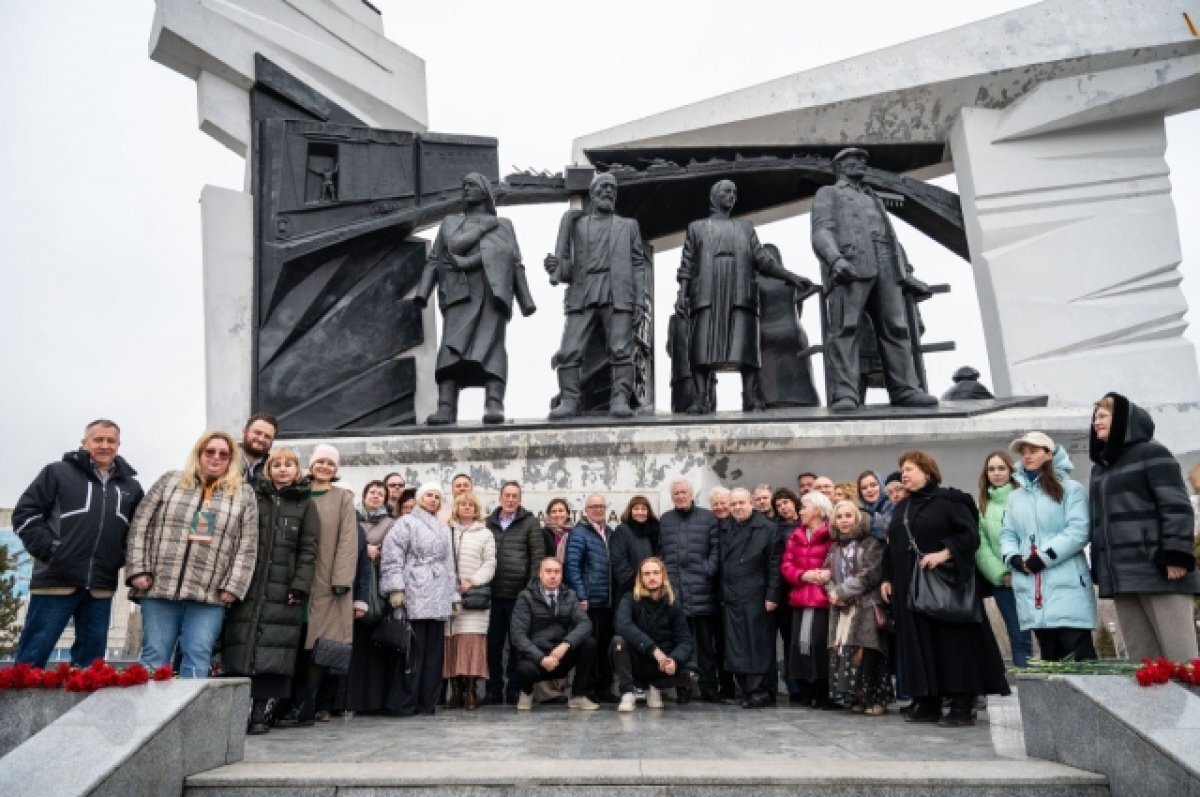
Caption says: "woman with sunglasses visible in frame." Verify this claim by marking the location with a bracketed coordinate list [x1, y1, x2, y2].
[127, 430, 259, 677]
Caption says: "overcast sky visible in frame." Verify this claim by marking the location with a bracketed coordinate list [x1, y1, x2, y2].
[1, 0, 1197, 506]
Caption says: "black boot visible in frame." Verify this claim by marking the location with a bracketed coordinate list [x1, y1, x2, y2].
[549, 367, 581, 420]
[610, 365, 635, 418]
[482, 380, 505, 424]
[426, 380, 458, 425]
[275, 688, 316, 728]
[741, 368, 766, 411]
[248, 698, 274, 735]
[686, 371, 711, 414]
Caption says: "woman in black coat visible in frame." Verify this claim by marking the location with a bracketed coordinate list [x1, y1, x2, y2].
[609, 496, 661, 599]
[720, 488, 782, 709]
[880, 450, 1009, 727]
[1090, 393, 1200, 661]
[223, 448, 319, 734]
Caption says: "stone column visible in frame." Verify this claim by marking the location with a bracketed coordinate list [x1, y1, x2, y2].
[950, 55, 1200, 442]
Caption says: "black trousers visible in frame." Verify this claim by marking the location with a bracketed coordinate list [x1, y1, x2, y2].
[610, 636, 691, 694]
[384, 619, 445, 716]
[513, 636, 598, 695]
[735, 672, 769, 701]
[772, 604, 795, 696]
[687, 613, 733, 697]
[586, 606, 616, 698]
[485, 597, 518, 700]
[1034, 628, 1097, 662]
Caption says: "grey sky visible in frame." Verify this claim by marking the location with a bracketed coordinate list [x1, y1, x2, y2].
[1, 0, 1197, 505]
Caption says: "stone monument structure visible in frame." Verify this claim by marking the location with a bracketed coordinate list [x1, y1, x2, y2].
[575, 0, 1200, 454]
[150, 0, 1200, 516]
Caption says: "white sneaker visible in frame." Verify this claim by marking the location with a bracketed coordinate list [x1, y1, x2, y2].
[516, 692, 533, 711]
[634, 686, 646, 703]
[618, 692, 636, 712]
[647, 686, 664, 709]
[568, 695, 599, 711]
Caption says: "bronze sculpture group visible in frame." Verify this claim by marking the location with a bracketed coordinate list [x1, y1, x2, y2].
[415, 149, 939, 425]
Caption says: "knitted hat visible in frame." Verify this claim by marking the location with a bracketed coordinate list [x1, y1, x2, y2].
[416, 482, 442, 500]
[308, 443, 340, 468]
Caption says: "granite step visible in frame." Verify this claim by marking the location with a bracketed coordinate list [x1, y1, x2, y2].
[186, 759, 1108, 796]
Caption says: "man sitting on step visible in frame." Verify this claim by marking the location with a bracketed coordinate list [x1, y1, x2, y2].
[612, 557, 696, 712]
[510, 557, 598, 711]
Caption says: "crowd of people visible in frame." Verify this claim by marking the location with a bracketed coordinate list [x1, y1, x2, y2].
[11, 392, 1200, 733]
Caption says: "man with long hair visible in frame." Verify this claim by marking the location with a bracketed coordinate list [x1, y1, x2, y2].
[612, 557, 696, 711]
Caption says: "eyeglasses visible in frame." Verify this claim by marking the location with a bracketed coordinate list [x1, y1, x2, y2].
[202, 448, 231, 460]
[386, 482, 404, 489]
[586, 503, 606, 510]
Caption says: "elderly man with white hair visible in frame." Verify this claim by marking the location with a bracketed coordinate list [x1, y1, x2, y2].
[564, 493, 619, 702]
[659, 478, 725, 701]
[719, 487, 783, 708]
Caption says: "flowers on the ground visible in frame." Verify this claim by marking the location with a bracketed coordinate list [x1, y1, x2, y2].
[1134, 657, 1200, 687]
[0, 660, 170, 692]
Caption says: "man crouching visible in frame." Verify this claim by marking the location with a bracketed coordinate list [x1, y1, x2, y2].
[510, 557, 598, 710]
[613, 557, 696, 711]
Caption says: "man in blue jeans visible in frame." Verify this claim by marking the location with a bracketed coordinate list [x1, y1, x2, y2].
[12, 420, 144, 667]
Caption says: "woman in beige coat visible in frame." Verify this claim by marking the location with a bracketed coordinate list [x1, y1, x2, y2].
[277, 444, 358, 726]
[444, 492, 497, 710]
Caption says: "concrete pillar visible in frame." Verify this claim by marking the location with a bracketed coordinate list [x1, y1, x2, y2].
[950, 56, 1200, 419]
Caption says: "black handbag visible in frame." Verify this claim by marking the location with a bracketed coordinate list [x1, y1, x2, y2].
[312, 637, 353, 674]
[451, 526, 492, 611]
[357, 563, 385, 625]
[372, 605, 413, 654]
[903, 503, 982, 625]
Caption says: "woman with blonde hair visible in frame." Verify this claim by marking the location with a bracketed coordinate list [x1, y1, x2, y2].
[445, 491, 496, 710]
[824, 500, 890, 715]
[127, 430, 258, 678]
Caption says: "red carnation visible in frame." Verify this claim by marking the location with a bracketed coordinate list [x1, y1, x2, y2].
[41, 670, 62, 689]
[125, 664, 150, 685]
[89, 659, 108, 671]
[117, 671, 136, 688]
[20, 668, 45, 689]
[1152, 666, 1171, 684]
[1136, 667, 1155, 686]
[55, 663, 72, 677]
[152, 664, 173, 681]
[0, 668, 17, 690]
[65, 673, 86, 692]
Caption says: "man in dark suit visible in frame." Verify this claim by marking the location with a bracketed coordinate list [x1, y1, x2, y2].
[544, 173, 648, 419]
[810, 148, 937, 412]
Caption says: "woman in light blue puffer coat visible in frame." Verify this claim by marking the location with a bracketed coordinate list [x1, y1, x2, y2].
[1000, 432, 1097, 661]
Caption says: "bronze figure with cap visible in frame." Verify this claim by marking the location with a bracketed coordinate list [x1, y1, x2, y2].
[810, 148, 938, 411]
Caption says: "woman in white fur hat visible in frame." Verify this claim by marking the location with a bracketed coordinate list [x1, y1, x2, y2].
[276, 444, 358, 727]
[380, 482, 461, 716]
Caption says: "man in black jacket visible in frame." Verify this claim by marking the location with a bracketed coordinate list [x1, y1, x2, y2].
[658, 479, 726, 701]
[485, 481, 554, 705]
[612, 557, 695, 711]
[510, 557, 598, 711]
[13, 420, 144, 667]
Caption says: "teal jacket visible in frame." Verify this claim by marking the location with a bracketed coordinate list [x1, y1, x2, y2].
[975, 483, 1014, 587]
[999, 445, 1096, 631]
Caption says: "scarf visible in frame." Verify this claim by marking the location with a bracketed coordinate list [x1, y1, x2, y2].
[627, 518, 662, 554]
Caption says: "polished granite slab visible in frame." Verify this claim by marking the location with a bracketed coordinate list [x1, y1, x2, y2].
[241, 694, 1028, 764]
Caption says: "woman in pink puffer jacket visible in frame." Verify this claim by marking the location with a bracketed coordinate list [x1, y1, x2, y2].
[780, 491, 835, 708]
